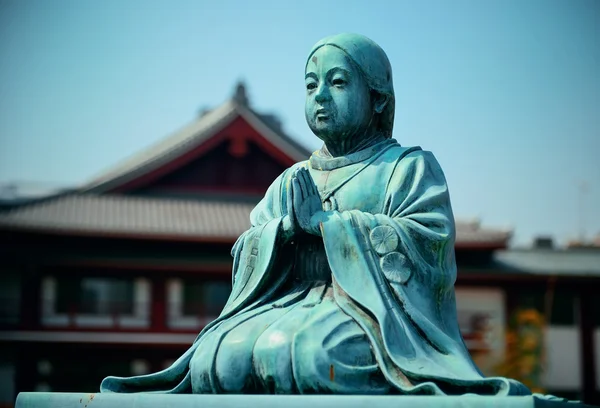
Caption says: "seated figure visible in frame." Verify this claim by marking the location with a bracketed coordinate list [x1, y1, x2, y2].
[101, 33, 530, 396]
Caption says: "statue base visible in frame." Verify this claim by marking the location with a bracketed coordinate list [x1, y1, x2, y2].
[15, 393, 596, 408]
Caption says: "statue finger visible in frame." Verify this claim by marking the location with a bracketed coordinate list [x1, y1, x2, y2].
[300, 168, 318, 197]
[302, 168, 317, 199]
[292, 177, 304, 210]
[307, 171, 320, 198]
[297, 169, 309, 200]
[286, 178, 295, 223]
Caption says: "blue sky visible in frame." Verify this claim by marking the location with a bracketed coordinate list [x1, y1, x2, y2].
[0, 0, 598, 247]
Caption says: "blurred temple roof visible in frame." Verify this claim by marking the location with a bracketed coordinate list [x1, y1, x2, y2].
[0, 194, 253, 242]
[0, 82, 512, 250]
[493, 247, 600, 277]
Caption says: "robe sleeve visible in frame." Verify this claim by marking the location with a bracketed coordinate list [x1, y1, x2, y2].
[100, 164, 303, 394]
[320, 149, 455, 297]
[320, 149, 484, 383]
[221, 165, 299, 314]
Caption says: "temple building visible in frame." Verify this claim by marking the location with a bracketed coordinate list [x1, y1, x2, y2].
[1, 83, 599, 406]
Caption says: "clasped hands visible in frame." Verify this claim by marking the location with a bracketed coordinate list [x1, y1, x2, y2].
[283, 167, 326, 239]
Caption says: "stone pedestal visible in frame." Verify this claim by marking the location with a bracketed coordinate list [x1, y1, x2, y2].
[14, 393, 597, 408]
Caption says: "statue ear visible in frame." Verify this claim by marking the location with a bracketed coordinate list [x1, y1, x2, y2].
[372, 92, 389, 114]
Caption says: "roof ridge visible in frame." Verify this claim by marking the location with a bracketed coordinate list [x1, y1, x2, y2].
[79, 93, 313, 194]
[80, 99, 239, 193]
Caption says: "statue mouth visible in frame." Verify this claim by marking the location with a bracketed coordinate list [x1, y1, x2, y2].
[316, 109, 330, 120]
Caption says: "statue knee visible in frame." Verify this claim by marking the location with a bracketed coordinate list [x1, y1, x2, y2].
[253, 329, 295, 393]
[213, 336, 254, 392]
[189, 347, 214, 394]
[292, 325, 329, 382]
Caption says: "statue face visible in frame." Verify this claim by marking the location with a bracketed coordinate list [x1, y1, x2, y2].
[305, 45, 373, 144]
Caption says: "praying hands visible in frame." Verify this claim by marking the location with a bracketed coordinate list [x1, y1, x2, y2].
[284, 167, 324, 238]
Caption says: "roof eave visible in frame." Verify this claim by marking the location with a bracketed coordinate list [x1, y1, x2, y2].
[0, 223, 240, 244]
[1, 222, 510, 250]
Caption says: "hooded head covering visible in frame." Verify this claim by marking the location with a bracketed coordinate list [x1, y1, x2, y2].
[306, 33, 395, 138]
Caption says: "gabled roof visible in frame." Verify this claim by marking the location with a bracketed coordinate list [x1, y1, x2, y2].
[81, 83, 312, 194]
[0, 193, 511, 247]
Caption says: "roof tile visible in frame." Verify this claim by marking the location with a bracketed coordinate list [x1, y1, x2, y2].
[0, 194, 509, 245]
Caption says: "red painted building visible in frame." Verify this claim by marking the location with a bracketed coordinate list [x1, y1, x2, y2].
[1, 83, 599, 405]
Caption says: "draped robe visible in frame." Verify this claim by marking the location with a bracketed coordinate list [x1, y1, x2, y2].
[100, 139, 530, 396]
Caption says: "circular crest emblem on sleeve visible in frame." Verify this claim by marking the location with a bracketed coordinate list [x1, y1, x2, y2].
[380, 252, 411, 284]
[369, 225, 399, 255]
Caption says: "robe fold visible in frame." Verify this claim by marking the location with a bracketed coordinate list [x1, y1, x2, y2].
[100, 139, 530, 396]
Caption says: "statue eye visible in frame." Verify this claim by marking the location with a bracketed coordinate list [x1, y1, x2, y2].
[332, 78, 345, 87]
[306, 82, 317, 91]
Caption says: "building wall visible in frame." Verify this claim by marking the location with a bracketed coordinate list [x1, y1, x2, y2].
[456, 278, 590, 400]
[1, 244, 599, 404]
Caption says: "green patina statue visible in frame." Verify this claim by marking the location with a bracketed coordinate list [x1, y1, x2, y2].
[100, 33, 531, 396]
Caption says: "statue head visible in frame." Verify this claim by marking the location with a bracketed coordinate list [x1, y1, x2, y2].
[304, 33, 395, 147]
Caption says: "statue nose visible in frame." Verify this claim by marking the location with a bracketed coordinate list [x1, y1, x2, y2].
[315, 85, 330, 103]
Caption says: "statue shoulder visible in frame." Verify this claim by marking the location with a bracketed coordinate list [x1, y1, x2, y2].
[377, 144, 421, 166]
[378, 146, 448, 189]
[384, 145, 443, 171]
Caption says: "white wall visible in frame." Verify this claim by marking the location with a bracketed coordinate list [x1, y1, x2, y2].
[541, 326, 581, 390]
[455, 287, 506, 373]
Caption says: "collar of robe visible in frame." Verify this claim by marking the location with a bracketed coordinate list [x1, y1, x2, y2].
[309, 138, 399, 171]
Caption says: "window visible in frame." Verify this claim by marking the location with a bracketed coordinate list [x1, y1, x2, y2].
[183, 281, 230, 317]
[591, 294, 600, 327]
[55, 277, 134, 315]
[167, 279, 231, 329]
[548, 289, 577, 326]
[0, 272, 20, 324]
[130, 360, 150, 376]
[0, 363, 15, 405]
[513, 287, 578, 326]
